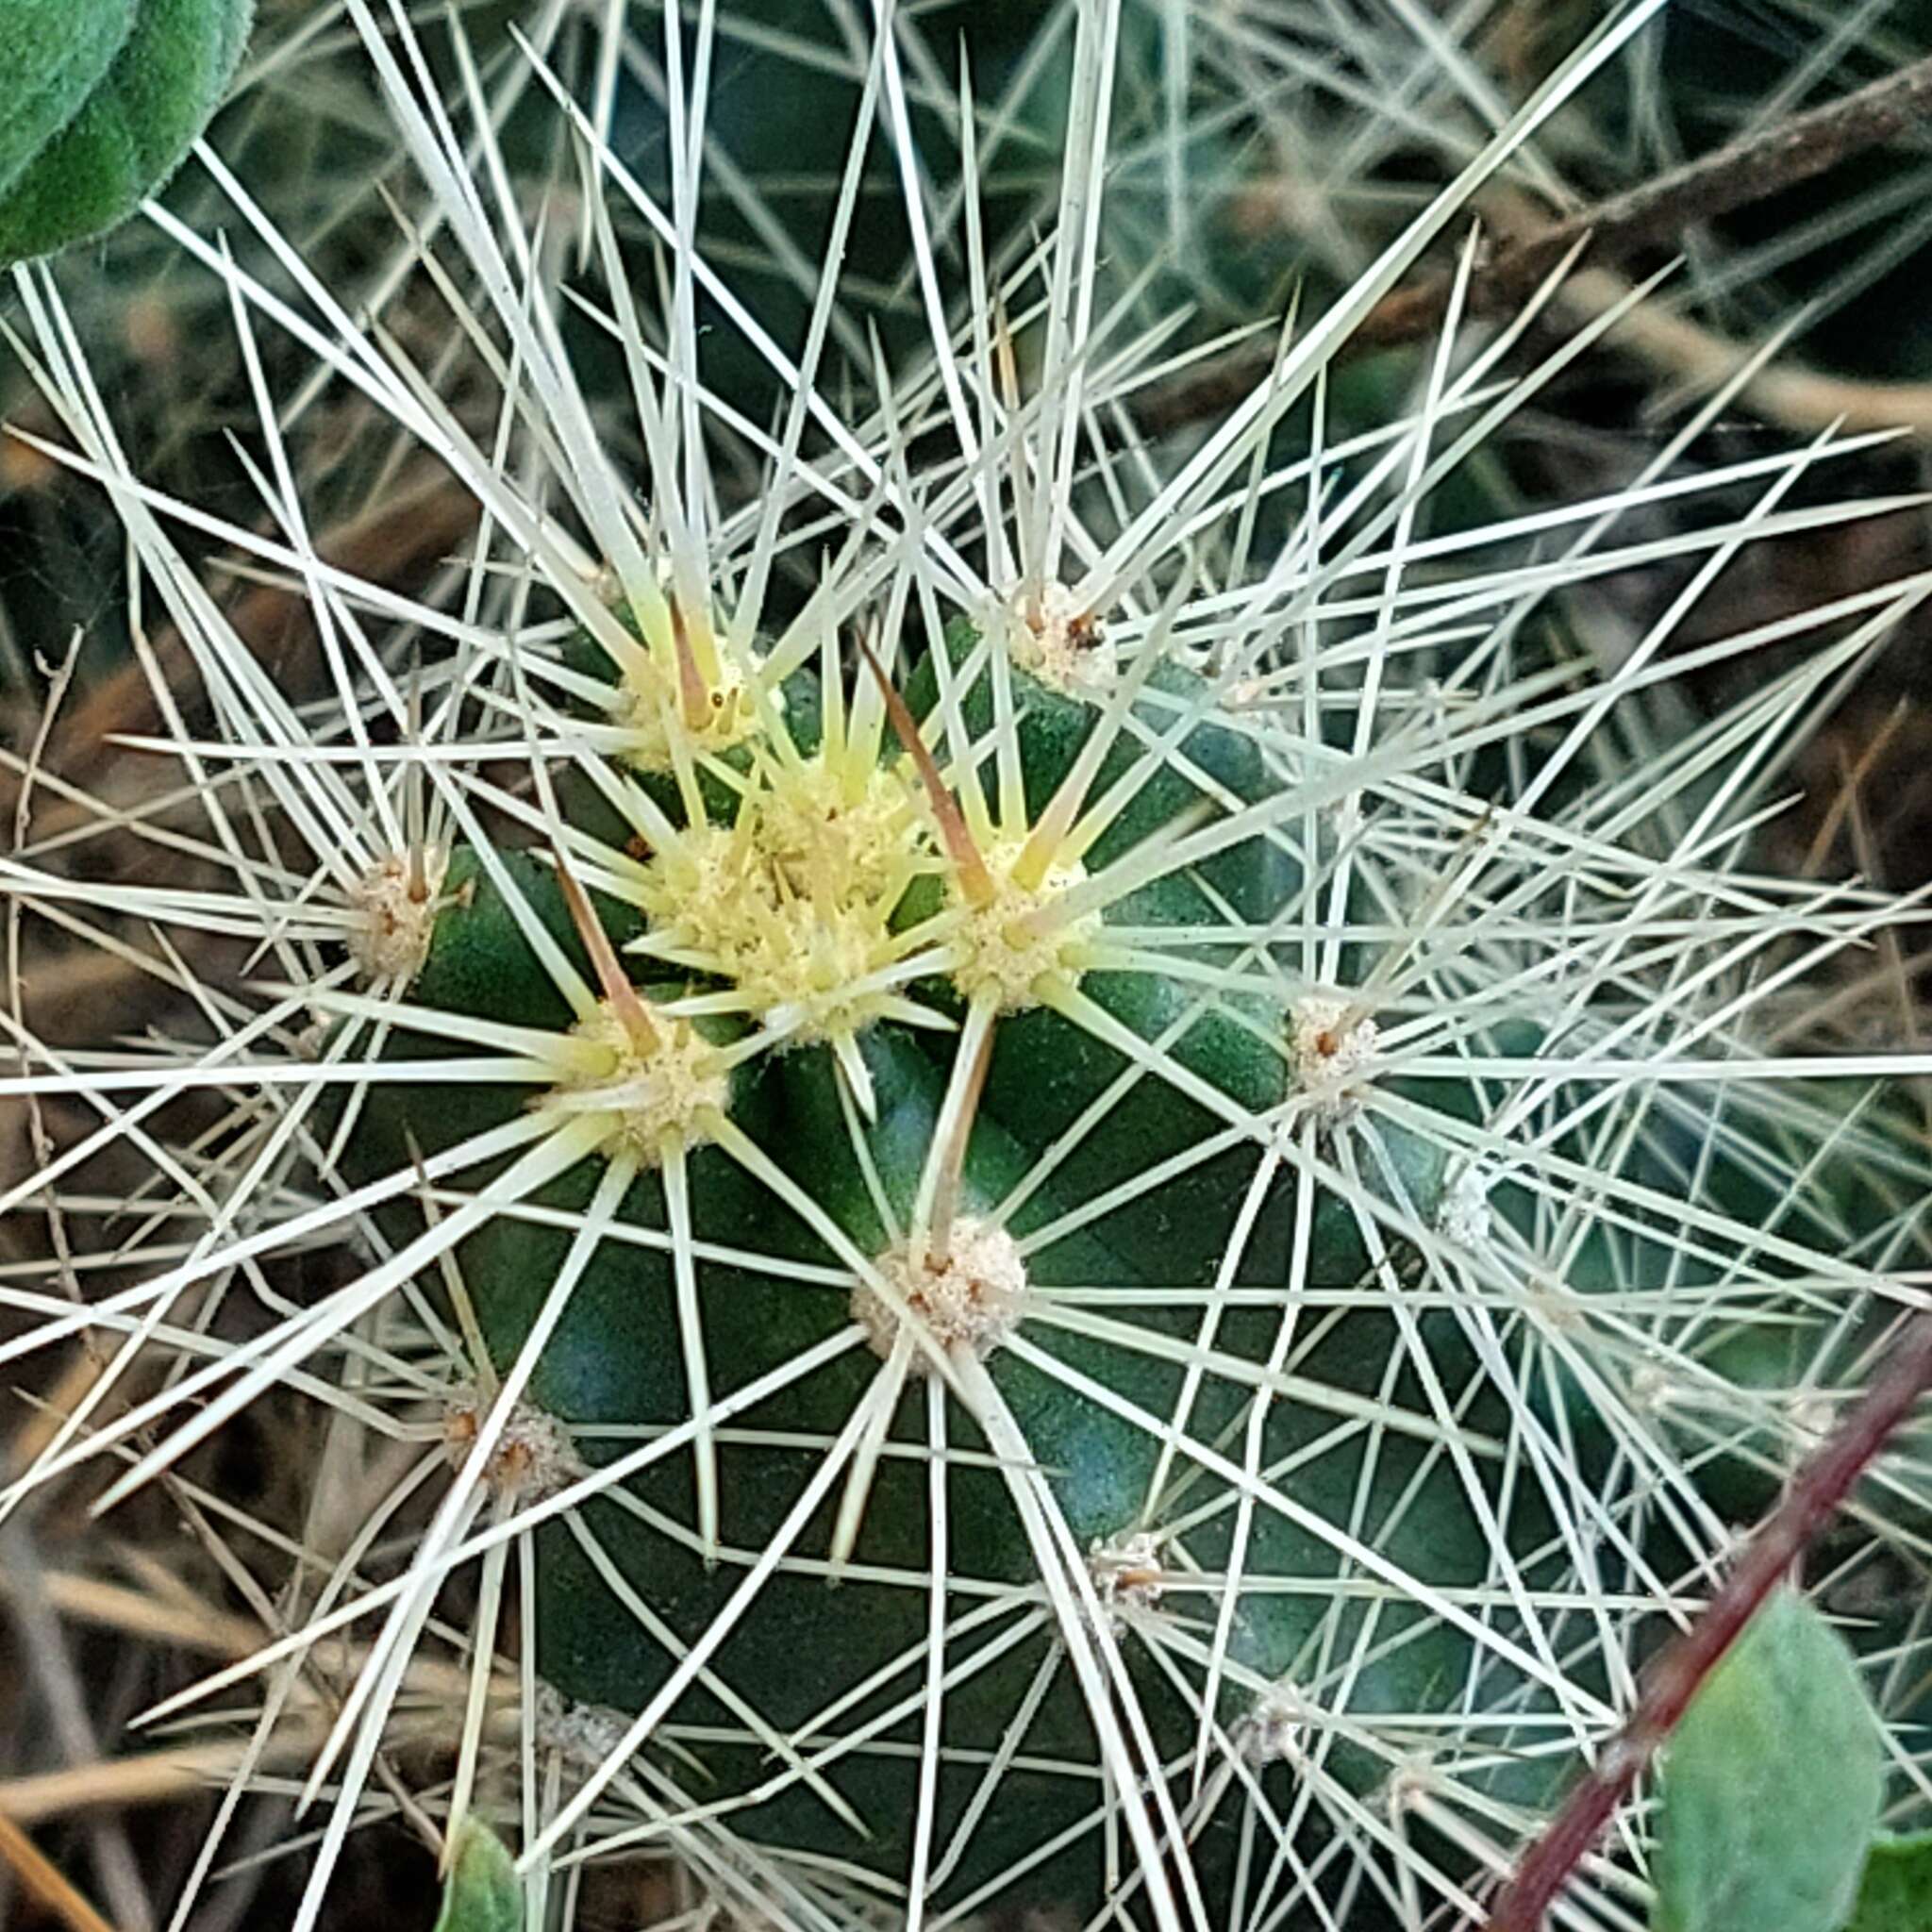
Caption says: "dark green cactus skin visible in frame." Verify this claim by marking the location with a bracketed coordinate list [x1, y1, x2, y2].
[355, 635, 1560, 1916]
[907, 614, 1301, 926]
[0, 0, 254, 269]
[349, 845, 644, 1153]
[903, 617, 1308, 1291]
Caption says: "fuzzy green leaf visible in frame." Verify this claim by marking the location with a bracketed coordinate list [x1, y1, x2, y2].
[1651, 1589, 1883, 1932]
[0, 0, 254, 269]
[431, 1819, 522, 1932]
[0, 1, 136, 202]
[1841, 1832, 1932, 1932]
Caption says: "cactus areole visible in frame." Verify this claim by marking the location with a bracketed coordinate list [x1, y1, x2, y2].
[354, 613, 1541, 1919]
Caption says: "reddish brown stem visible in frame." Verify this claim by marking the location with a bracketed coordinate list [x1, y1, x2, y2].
[0, 1811, 119, 1932]
[1484, 1308, 1932, 1932]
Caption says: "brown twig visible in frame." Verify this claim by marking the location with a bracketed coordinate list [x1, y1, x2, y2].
[1482, 1307, 1932, 1932]
[1566, 259, 1932, 439]
[1139, 52, 1932, 438]
[0, 1811, 120, 1932]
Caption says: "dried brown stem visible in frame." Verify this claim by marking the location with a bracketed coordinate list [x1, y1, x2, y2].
[0, 1811, 119, 1932]
[1140, 53, 1932, 439]
[1483, 1307, 1932, 1932]
[1557, 257, 1932, 440]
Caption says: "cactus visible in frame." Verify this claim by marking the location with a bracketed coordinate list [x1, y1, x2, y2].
[320, 580, 1928, 1925]
[3, 4, 1931, 1931]
[345, 611, 1518, 1917]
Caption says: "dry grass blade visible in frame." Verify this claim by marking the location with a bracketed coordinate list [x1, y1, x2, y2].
[0, 1809, 121, 1932]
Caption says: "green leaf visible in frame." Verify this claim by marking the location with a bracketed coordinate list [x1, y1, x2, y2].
[0, 0, 254, 269]
[0, 1, 136, 202]
[1841, 1832, 1932, 1932]
[432, 1819, 522, 1932]
[1651, 1589, 1883, 1932]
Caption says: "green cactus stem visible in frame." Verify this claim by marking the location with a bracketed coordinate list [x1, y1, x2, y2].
[340, 601, 1570, 1920]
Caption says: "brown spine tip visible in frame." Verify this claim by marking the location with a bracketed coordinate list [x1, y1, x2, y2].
[554, 849, 658, 1052]
[669, 597, 710, 733]
[855, 630, 996, 908]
